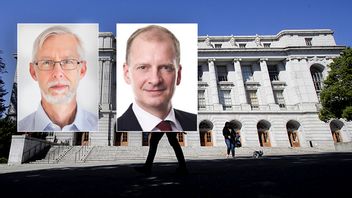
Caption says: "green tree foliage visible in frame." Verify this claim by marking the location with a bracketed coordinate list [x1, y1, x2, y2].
[0, 117, 16, 160]
[0, 53, 16, 162]
[319, 47, 352, 122]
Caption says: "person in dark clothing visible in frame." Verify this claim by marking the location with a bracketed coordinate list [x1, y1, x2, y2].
[135, 131, 188, 176]
[222, 122, 236, 158]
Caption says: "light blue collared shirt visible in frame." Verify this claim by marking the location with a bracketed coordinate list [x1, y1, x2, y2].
[18, 103, 98, 132]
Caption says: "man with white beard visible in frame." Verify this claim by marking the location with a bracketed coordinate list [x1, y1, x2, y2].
[18, 25, 97, 132]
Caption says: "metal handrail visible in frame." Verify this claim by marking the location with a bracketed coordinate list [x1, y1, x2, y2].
[46, 144, 71, 163]
[75, 145, 88, 163]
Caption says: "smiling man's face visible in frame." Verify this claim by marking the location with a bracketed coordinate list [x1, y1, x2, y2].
[123, 31, 181, 113]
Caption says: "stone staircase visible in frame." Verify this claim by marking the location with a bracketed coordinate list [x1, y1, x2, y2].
[32, 145, 72, 164]
[59, 146, 83, 163]
[84, 145, 335, 162]
[30, 144, 337, 164]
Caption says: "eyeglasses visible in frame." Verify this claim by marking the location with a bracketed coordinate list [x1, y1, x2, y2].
[34, 59, 82, 71]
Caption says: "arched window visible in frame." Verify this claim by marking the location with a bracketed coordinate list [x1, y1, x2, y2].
[310, 65, 324, 101]
[199, 120, 214, 146]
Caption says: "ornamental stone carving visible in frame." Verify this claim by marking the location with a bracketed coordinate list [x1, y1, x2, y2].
[255, 34, 261, 46]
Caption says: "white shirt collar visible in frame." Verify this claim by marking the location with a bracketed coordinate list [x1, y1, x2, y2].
[132, 102, 183, 132]
[34, 103, 82, 132]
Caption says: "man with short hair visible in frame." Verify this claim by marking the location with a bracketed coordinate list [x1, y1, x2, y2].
[118, 25, 197, 175]
[118, 25, 196, 132]
[18, 25, 98, 132]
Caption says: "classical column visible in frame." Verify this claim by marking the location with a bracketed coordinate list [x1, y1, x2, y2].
[100, 58, 112, 110]
[99, 59, 104, 105]
[233, 58, 247, 105]
[259, 58, 276, 107]
[208, 58, 222, 110]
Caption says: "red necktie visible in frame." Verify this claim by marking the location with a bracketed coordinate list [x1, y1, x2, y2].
[156, 121, 172, 131]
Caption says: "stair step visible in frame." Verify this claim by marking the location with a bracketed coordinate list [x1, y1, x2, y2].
[30, 145, 336, 164]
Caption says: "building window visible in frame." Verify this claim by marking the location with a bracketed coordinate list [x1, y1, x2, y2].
[310, 66, 324, 101]
[198, 90, 206, 110]
[198, 65, 203, 81]
[274, 90, 286, 109]
[305, 38, 312, 46]
[242, 65, 253, 81]
[247, 90, 259, 110]
[217, 65, 228, 81]
[220, 90, 232, 110]
[214, 44, 222, 48]
[264, 43, 271, 48]
[239, 43, 246, 48]
[268, 65, 279, 81]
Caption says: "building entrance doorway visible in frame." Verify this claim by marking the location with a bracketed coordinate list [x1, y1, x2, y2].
[287, 131, 300, 147]
[74, 132, 89, 146]
[258, 131, 271, 147]
[257, 120, 271, 147]
[115, 132, 128, 146]
[286, 120, 301, 147]
[177, 133, 185, 146]
[330, 120, 344, 143]
[200, 131, 213, 146]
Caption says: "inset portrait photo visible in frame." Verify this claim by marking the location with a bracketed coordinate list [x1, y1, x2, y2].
[116, 23, 198, 132]
[17, 23, 99, 132]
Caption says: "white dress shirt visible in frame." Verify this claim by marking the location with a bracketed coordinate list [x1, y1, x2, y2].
[18, 103, 98, 132]
[132, 102, 183, 132]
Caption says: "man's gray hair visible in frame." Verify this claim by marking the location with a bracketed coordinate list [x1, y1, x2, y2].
[125, 25, 180, 66]
[32, 25, 85, 62]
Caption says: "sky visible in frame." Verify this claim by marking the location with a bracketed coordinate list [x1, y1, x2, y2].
[0, 0, 351, 109]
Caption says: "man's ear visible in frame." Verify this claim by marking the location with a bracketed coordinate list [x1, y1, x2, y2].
[29, 63, 38, 81]
[123, 63, 131, 84]
[176, 64, 182, 85]
[79, 61, 87, 79]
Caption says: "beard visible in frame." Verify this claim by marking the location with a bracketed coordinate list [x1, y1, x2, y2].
[41, 80, 78, 105]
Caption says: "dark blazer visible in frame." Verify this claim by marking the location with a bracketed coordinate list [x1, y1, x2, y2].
[117, 104, 197, 131]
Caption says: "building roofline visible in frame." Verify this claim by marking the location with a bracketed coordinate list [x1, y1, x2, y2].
[99, 32, 114, 37]
[198, 29, 334, 41]
[198, 46, 346, 54]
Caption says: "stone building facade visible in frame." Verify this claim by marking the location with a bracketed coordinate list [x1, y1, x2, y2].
[49, 29, 351, 149]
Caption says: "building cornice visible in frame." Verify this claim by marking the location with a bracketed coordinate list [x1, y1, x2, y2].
[198, 29, 334, 41]
[198, 46, 345, 53]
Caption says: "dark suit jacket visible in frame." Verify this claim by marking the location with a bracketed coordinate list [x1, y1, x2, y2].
[117, 104, 197, 131]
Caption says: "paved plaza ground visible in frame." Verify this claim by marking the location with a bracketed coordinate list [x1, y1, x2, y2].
[1, 152, 351, 197]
